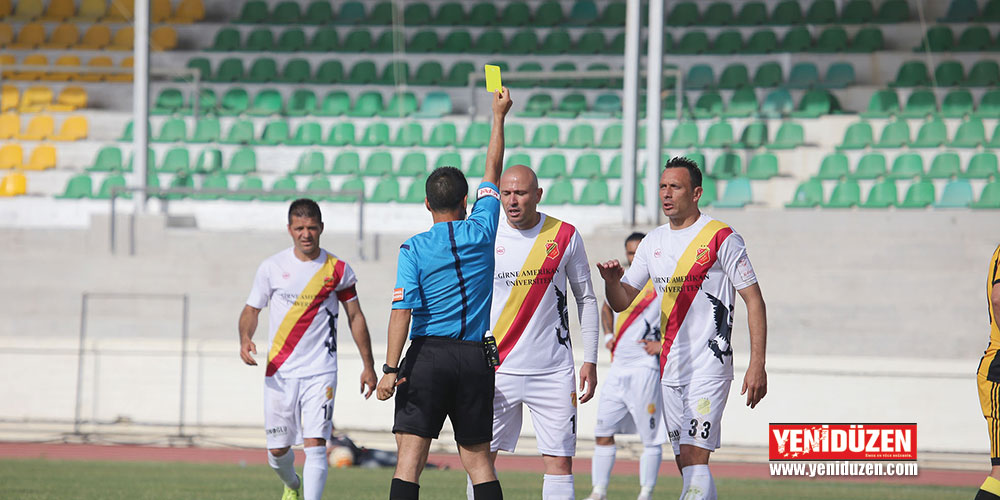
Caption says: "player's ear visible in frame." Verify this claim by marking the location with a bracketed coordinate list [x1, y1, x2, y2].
[424, 198, 431, 213]
[536, 188, 543, 201]
[318, 222, 324, 234]
[692, 185, 703, 203]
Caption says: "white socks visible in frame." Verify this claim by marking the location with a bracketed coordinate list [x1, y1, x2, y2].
[679, 464, 716, 500]
[639, 446, 662, 493]
[543, 474, 575, 500]
[267, 449, 300, 491]
[302, 446, 328, 500]
[590, 444, 616, 495]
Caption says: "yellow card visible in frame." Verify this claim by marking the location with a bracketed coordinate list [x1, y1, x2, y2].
[485, 65, 502, 92]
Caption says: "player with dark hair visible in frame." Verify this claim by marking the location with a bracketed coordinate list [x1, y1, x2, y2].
[975, 244, 1000, 500]
[376, 88, 513, 500]
[239, 198, 378, 500]
[598, 156, 768, 500]
[586, 231, 667, 500]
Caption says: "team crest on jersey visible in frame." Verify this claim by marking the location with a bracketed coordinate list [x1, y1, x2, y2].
[545, 241, 559, 259]
[496, 246, 505, 255]
[647, 403, 657, 415]
[322, 275, 337, 289]
[696, 246, 711, 265]
[282, 272, 290, 280]
[326, 386, 333, 400]
[570, 391, 577, 408]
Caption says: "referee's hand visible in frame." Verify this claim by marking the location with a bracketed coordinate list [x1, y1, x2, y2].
[376, 373, 407, 401]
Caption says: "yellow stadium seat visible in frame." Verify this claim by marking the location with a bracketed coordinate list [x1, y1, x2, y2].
[107, 26, 133, 51]
[104, 0, 133, 21]
[20, 85, 53, 112]
[0, 171, 28, 196]
[18, 114, 55, 141]
[11, 54, 48, 82]
[42, 23, 78, 49]
[0, 113, 18, 139]
[48, 55, 81, 82]
[51, 115, 87, 141]
[170, 0, 203, 22]
[107, 56, 132, 82]
[49, 86, 87, 111]
[151, 0, 171, 22]
[11, 0, 43, 20]
[24, 145, 55, 170]
[0, 144, 22, 169]
[74, 0, 106, 20]
[41, 0, 75, 20]
[1, 86, 17, 112]
[151, 25, 176, 51]
[0, 23, 13, 47]
[77, 24, 111, 50]
[0, 0, 11, 18]
[8, 22, 45, 49]
[0, 54, 14, 80]
[78, 56, 112, 82]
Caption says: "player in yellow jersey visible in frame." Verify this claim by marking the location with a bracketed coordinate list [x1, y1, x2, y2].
[976, 244, 1000, 500]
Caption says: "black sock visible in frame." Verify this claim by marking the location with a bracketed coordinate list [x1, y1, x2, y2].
[389, 478, 419, 500]
[977, 489, 1000, 500]
[473, 480, 503, 500]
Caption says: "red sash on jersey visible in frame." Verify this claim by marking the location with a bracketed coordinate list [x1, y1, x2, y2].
[493, 216, 575, 368]
[658, 220, 733, 374]
[611, 280, 657, 359]
[266, 255, 345, 376]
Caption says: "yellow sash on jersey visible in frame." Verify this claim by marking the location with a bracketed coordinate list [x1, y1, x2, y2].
[493, 216, 564, 344]
[266, 255, 341, 376]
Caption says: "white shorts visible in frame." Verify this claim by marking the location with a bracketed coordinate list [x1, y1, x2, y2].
[662, 379, 732, 456]
[264, 371, 337, 449]
[594, 365, 668, 446]
[492, 365, 577, 456]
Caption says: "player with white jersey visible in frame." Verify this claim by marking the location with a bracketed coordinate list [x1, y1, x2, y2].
[239, 199, 378, 500]
[599, 157, 768, 500]
[466, 164, 599, 500]
[586, 232, 667, 500]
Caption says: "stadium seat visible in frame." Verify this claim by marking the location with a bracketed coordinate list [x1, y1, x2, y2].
[191, 149, 221, 173]
[328, 152, 360, 176]
[433, 152, 462, 172]
[852, 153, 887, 180]
[950, 119, 986, 148]
[537, 154, 567, 178]
[190, 172, 229, 200]
[576, 178, 609, 205]
[888, 153, 924, 179]
[424, 123, 457, 148]
[956, 25, 992, 51]
[693, 92, 723, 118]
[363, 152, 393, 177]
[927, 152, 961, 179]
[528, 125, 560, 149]
[781, 27, 812, 52]
[43, 23, 78, 49]
[791, 90, 833, 118]
[0, 171, 27, 196]
[823, 180, 861, 208]
[813, 26, 849, 52]
[709, 30, 743, 55]
[76, 24, 111, 50]
[261, 176, 299, 202]
[541, 177, 574, 205]
[978, 91, 1000, 119]
[9, 22, 45, 49]
[816, 153, 849, 180]
[916, 26, 954, 52]
[107, 26, 135, 51]
[759, 89, 793, 117]
[768, 122, 803, 150]
[940, 0, 978, 21]
[243, 28, 274, 51]
[380, 92, 418, 118]
[73, 0, 105, 20]
[413, 92, 452, 119]
[401, 174, 427, 204]
[169, 0, 204, 22]
[358, 123, 389, 147]
[752, 62, 783, 87]
[861, 180, 897, 208]
[505, 152, 532, 169]
[23, 145, 55, 170]
[743, 29, 778, 54]
[222, 120, 254, 145]
[666, 122, 699, 148]
[891, 61, 932, 87]
[736, 122, 768, 149]
[309, 60, 344, 84]
[935, 179, 973, 208]
[330, 176, 365, 202]
[56, 174, 93, 199]
[896, 180, 935, 208]
[787, 63, 820, 89]
[159, 148, 189, 174]
[698, 177, 716, 207]
[390, 123, 424, 148]
[279, 59, 311, 83]
[972, 182, 1000, 209]
[314, 91, 350, 117]
[686, 65, 714, 90]
[723, 89, 757, 118]
[288, 122, 322, 146]
[935, 60, 965, 87]
[212, 58, 245, 83]
[860, 90, 899, 118]
[837, 122, 873, 150]
[152, 118, 185, 143]
[964, 153, 999, 179]
[785, 179, 823, 208]
[379, 61, 411, 85]
[347, 92, 383, 117]
[0, 144, 21, 169]
[713, 178, 752, 208]
[966, 60, 1000, 87]
[246, 58, 278, 83]
[458, 123, 488, 149]
[667, 2, 700, 26]
[370, 177, 400, 203]
[284, 89, 317, 117]
[876, 0, 910, 21]
[562, 124, 594, 149]
[711, 153, 741, 179]
[806, 0, 837, 23]
[874, 120, 910, 148]
[823, 62, 855, 89]
[222, 175, 262, 201]
[222, 148, 254, 174]
[505, 124, 526, 148]
[566, 154, 601, 179]
[276, 29, 307, 53]
[598, 124, 622, 149]
[849, 27, 883, 53]
[293, 152, 325, 176]
[51, 115, 87, 141]
[746, 154, 778, 180]
[398, 153, 427, 177]
[910, 119, 948, 148]
[17, 114, 54, 141]
[87, 146, 122, 172]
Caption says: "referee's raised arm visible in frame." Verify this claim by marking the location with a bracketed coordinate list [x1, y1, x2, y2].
[482, 87, 512, 187]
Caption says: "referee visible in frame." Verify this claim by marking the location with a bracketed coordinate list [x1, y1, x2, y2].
[376, 88, 513, 500]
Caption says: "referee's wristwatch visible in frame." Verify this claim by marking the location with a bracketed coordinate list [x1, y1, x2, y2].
[382, 363, 399, 374]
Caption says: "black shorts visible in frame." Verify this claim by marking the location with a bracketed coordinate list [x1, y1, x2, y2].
[392, 336, 495, 445]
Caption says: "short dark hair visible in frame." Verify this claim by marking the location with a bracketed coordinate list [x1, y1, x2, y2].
[664, 156, 703, 189]
[625, 232, 645, 245]
[426, 166, 468, 212]
[288, 198, 322, 224]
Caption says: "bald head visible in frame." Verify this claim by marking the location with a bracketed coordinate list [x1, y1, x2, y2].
[499, 164, 542, 230]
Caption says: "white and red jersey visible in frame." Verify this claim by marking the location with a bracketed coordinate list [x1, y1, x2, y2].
[609, 281, 661, 371]
[622, 214, 756, 385]
[247, 248, 358, 378]
[490, 213, 599, 375]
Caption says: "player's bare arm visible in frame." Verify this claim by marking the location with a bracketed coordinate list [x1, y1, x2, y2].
[600, 302, 615, 350]
[596, 260, 641, 312]
[343, 298, 378, 399]
[238, 304, 261, 366]
[738, 283, 767, 409]
[482, 87, 512, 187]
[377, 308, 411, 401]
[579, 362, 598, 403]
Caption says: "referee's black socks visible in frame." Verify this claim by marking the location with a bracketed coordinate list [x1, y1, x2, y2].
[389, 478, 419, 500]
[473, 480, 503, 500]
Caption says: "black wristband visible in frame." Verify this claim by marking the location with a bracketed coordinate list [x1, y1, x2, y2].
[382, 363, 399, 374]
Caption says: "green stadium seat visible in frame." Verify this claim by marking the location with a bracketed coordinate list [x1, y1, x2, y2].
[781, 27, 812, 52]
[849, 27, 883, 53]
[194, 149, 223, 173]
[566, 0, 598, 26]
[537, 154, 567, 178]
[718, 64, 750, 90]
[434, 152, 462, 170]
[528, 124, 560, 148]
[209, 28, 241, 51]
[916, 26, 954, 52]
[736, 2, 768, 25]
[964, 153, 999, 178]
[426, 123, 457, 147]
[986, 0, 1000, 21]
[401, 175, 427, 204]
[152, 88, 184, 115]
[518, 94, 554, 118]
[956, 26, 992, 51]
[823, 62, 855, 89]
[860, 90, 900, 118]
[972, 182, 1000, 209]
[379, 92, 417, 118]
[976, 90, 1000, 118]
[272, 1, 301, 23]
[403, 3, 431, 24]
[699, 177, 716, 207]
[432, 2, 465, 25]
[787, 63, 820, 89]
[852, 153, 887, 179]
[928, 152, 961, 179]
[367, 3, 393, 25]
[505, 124, 526, 148]
[307, 28, 338, 52]
[874, 120, 910, 148]
[760, 89, 793, 117]
[891, 61, 931, 87]
[244, 28, 273, 52]
[56, 174, 93, 199]
[596, 2, 625, 26]
[236, 0, 268, 23]
[254, 120, 290, 146]
[990, 126, 1000, 149]
[159, 148, 189, 174]
[293, 152, 325, 175]
[710, 30, 743, 55]
[877, 0, 910, 22]
[743, 29, 778, 54]
[189, 117, 220, 143]
[161, 171, 192, 200]
[398, 153, 427, 177]
[813, 27, 849, 52]
[538, 29, 571, 54]
[966, 60, 1000, 87]
[577, 178, 609, 205]
[507, 30, 538, 54]
[746, 153, 778, 179]
[572, 31, 606, 54]
[685, 65, 715, 91]
[841, 0, 874, 22]
[674, 31, 709, 54]
[861, 179, 897, 208]
[300, 176, 331, 202]
[569, 154, 602, 179]
[466, 153, 486, 177]
[286, 90, 317, 117]
[704, 2, 735, 25]
[413, 62, 444, 86]
[505, 152, 532, 169]
[935, 179, 973, 208]
[186, 57, 212, 81]
[469, 30, 503, 53]
[302, 1, 333, 24]
[599, 124, 623, 149]
[771, 0, 803, 24]
[246, 58, 278, 83]
[910, 119, 948, 148]
[693, 92, 724, 119]
[950, 119, 986, 148]
[786, 178, 822, 208]
[379, 61, 411, 85]
[345, 61, 377, 84]
[276, 29, 306, 53]
[604, 155, 622, 178]
[227, 148, 256, 174]
[87, 146, 123, 172]
[563, 124, 594, 149]
[311, 61, 343, 84]
[823, 180, 861, 208]
[888, 153, 924, 179]
[246, 89, 283, 117]
[713, 178, 752, 208]
[332, 177, 365, 202]
[498, 2, 530, 26]
[390, 123, 424, 148]
[723, 89, 758, 118]
[816, 153, 849, 180]
[315, 91, 350, 117]
[940, 0, 978, 22]
[183, 90, 217, 116]
[667, 2, 699, 26]
[541, 177, 574, 205]
[548, 93, 587, 119]
[736, 122, 768, 149]
[765, 122, 802, 150]
[338, 31, 372, 52]
[666, 122, 699, 148]
[711, 153, 741, 179]
[258, 176, 297, 203]
[288, 122, 322, 146]
[211, 58, 245, 83]
[347, 92, 383, 118]
[837, 122, 873, 150]
[152, 118, 185, 143]
[279, 59, 311, 83]
[332, 152, 361, 175]
[806, 0, 837, 23]
[935, 60, 965, 86]
[584, 93, 621, 118]
[94, 173, 128, 200]
[364, 152, 394, 177]
[753, 62, 783, 87]
[459, 122, 489, 148]
[358, 123, 389, 147]
[791, 90, 833, 118]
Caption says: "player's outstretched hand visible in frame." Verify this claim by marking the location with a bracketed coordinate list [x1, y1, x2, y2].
[596, 260, 624, 282]
[493, 87, 512, 118]
[741, 364, 767, 409]
[239, 339, 257, 366]
[360, 366, 378, 399]
[578, 362, 597, 404]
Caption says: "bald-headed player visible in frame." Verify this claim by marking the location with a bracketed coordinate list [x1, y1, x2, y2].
[467, 164, 600, 500]
[598, 157, 767, 500]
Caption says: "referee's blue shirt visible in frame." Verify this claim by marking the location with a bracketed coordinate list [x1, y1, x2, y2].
[392, 181, 501, 342]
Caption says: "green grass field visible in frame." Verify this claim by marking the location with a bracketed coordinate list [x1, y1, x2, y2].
[0, 458, 974, 499]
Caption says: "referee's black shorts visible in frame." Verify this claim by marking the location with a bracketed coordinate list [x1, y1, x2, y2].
[392, 336, 494, 445]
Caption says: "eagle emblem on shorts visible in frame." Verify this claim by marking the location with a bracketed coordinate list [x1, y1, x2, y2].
[704, 292, 733, 364]
[554, 286, 571, 349]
